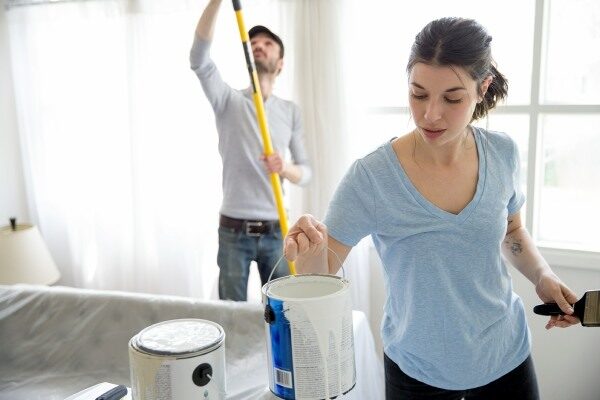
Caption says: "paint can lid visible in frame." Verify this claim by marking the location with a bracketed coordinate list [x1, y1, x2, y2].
[132, 318, 225, 357]
[263, 274, 349, 301]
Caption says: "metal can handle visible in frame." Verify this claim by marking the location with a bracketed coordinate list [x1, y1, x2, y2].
[268, 246, 346, 282]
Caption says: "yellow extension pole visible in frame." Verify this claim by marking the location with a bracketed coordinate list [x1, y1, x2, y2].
[231, 0, 296, 275]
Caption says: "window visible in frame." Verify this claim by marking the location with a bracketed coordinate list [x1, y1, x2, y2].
[349, 0, 600, 265]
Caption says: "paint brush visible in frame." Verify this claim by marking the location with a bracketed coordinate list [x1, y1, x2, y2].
[533, 290, 600, 327]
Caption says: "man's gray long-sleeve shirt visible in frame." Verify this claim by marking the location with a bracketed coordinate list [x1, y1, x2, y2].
[190, 35, 311, 220]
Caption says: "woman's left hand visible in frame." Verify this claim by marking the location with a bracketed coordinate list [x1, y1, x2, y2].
[535, 272, 580, 329]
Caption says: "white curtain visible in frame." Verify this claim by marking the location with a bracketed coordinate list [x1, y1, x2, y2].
[7, 0, 224, 297]
[6, 0, 377, 316]
[286, 0, 375, 317]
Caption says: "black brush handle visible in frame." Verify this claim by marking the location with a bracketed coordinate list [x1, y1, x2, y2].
[95, 385, 127, 400]
[533, 303, 564, 316]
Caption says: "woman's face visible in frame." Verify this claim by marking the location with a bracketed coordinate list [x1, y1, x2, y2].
[408, 63, 488, 147]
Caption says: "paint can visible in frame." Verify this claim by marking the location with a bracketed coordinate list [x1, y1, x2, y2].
[128, 318, 226, 400]
[262, 274, 356, 399]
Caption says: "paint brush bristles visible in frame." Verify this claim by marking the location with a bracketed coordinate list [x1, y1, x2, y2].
[582, 290, 600, 327]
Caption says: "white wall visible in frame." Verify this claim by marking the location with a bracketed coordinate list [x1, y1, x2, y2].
[513, 265, 600, 400]
[367, 250, 600, 400]
[0, 5, 30, 226]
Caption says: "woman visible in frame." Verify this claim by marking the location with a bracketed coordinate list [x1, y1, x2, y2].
[284, 17, 579, 399]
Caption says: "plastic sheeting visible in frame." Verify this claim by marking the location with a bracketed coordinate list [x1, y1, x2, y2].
[0, 284, 384, 399]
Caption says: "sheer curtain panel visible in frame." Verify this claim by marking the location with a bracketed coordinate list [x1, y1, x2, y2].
[5, 0, 378, 317]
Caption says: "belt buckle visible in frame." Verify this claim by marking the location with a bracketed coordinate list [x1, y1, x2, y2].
[245, 221, 263, 237]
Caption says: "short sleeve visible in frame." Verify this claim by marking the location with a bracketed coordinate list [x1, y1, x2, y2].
[324, 160, 376, 246]
[507, 138, 526, 215]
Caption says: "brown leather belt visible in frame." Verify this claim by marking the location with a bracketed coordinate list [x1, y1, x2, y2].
[219, 214, 279, 237]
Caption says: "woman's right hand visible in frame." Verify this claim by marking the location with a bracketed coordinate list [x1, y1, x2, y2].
[284, 214, 329, 274]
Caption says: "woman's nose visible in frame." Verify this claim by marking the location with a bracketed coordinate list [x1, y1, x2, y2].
[424, 100, 442, 122]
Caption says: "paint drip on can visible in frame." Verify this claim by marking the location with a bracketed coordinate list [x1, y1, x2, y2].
[262, 274, 356, 399]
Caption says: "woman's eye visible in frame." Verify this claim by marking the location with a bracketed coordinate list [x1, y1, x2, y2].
[445, 98, 463, 104]
[410, 93, 427, 100]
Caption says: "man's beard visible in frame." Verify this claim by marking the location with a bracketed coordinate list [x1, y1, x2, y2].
[255, 58, 278, 74]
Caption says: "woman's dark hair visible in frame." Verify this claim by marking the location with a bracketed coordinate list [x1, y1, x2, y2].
[407, 17, 508, 120]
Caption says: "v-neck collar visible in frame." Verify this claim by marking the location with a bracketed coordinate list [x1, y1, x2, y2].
[385, 126, 486, 224]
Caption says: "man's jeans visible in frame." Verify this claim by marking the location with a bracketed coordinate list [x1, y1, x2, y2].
[217, 225, 289, 301]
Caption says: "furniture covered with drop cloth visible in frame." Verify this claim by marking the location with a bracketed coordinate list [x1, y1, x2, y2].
[0, 284, 384, 399]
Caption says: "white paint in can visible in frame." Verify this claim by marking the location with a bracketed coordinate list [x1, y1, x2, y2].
[263, 274, 356, 400]
[129, 318, 226, 400]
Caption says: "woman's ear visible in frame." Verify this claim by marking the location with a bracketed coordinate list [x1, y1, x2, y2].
[479, 76, 493, 102]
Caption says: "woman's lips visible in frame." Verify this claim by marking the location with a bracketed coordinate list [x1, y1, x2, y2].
[422, 127, 446, 139]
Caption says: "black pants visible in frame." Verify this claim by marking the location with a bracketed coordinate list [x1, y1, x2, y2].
[384, 353, 540, 400]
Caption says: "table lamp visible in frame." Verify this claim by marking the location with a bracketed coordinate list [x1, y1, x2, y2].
[0, 217, 61, 285]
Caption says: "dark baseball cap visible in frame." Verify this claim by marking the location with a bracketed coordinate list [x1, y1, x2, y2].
[248, 25, 284, 58]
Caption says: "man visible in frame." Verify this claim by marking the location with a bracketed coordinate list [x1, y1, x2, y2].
[191, 0, 312, 301]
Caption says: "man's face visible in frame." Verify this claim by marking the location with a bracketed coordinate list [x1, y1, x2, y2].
[250, 33, 283, 75]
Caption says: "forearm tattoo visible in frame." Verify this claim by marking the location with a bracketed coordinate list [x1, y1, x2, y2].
[504, 236, 523, 256]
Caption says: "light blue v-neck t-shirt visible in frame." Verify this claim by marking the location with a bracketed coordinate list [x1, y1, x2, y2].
[324, 127, 530, 390]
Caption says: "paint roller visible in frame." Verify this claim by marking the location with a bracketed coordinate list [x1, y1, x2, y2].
[230, 0, 296, 275]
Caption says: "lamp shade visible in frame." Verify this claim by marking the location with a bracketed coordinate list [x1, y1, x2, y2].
[0, 222, 60, 285]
